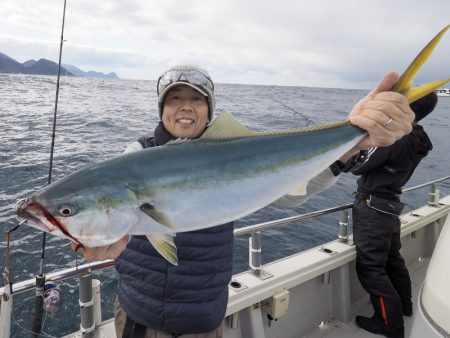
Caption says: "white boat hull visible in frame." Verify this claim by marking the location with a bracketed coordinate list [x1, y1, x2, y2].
[410, 205, 450, 337]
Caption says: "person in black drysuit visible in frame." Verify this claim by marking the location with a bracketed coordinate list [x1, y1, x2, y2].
[351, 92, 438, 338]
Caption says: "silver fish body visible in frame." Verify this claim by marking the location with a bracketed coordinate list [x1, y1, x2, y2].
[15, 113, 364, 250]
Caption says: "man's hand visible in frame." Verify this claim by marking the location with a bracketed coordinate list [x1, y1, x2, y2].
[339, 71, 415, 163]
[349, 71, 414, 149]
[71, 236, 129, 261]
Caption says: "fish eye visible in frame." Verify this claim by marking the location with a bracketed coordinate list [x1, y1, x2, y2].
[58, 205, 76, 217]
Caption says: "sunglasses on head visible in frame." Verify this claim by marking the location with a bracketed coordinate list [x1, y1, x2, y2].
[157, 69, 214, 96]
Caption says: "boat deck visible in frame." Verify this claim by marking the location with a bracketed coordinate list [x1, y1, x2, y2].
[69, 257, 428, 338]
[303, 258, 428, 338]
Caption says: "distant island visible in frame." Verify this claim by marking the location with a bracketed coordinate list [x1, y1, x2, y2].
[0, 52, 119, 79]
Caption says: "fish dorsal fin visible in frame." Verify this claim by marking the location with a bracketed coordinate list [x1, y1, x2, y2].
[201, 111, 354, 141]
[201, 111, 256, 140]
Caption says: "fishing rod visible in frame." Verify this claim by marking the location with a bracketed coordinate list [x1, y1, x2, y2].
[32, 0, 68, 336]
[271, 97, 318, 126]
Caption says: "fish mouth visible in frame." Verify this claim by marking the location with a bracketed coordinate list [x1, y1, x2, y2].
[14, 197, 83, 246]
[14, 198, 52, 231]
[14, 197, 62, 233]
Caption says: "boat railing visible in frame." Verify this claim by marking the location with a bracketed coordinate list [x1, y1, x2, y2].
[236, 175, 449, 237]
[239, 175, 449, 277]
[1, 175, 449, 297]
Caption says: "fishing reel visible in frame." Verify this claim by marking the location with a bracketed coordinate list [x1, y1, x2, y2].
[43, 281, 63, 313]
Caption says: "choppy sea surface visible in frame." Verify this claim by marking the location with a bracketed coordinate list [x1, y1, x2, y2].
[1, 74, 449, 337]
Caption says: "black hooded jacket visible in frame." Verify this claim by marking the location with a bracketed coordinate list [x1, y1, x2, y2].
[352, 124, 433, 199]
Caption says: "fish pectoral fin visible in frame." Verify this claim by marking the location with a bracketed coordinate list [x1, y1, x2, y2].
[140, 203, 174, 229]
[391, 24, 450, 103]
[146, 234, 178, 266]
[288, 181, 308, 196]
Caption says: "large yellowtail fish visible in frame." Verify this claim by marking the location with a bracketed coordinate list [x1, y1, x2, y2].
[14, 25, 450, 265]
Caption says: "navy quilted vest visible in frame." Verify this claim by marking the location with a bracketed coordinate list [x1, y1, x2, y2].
[115, 122, 234, 334]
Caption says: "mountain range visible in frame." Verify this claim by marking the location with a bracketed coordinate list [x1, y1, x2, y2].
[0, 52, 118, 79]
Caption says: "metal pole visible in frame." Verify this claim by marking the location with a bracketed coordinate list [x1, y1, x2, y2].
[338, 210, 349, 242]
[428, 183, 440, 207]
[92, 279, 102, 326]
[79, 273, 95, 337]
[227, 312, 240, 329]
[249, 231, 262, 276]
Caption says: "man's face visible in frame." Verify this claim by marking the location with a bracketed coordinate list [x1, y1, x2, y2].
[161, 85, 209, 139]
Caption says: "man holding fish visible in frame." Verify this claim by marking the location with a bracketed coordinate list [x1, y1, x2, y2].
[69, 64, 414, 338]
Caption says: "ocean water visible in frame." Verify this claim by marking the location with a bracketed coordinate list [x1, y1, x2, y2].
[1, 74, 449, 337]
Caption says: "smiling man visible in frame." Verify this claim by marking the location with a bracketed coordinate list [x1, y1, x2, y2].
[160, 85, 210, 138]
[114, 65, 234, 338]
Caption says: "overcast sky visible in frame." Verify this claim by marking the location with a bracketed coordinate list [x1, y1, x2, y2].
[1, 0, 449, 88]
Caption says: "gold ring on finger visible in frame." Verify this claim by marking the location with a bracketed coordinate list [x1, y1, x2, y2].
[382, 118, 393, 127]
